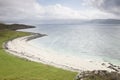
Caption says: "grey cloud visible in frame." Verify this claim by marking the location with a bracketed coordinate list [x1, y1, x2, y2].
[91, 0, 120, 15]
[0, 0, 43, 23]
[0, 0, 119, 23]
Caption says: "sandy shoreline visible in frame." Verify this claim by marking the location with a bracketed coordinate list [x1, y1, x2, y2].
[3, 34, 119, 72]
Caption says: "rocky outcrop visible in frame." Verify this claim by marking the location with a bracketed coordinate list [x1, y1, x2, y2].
[75, 70, 120, 80]
[26, 33, 47, 41]
[107, 63, 120, 72]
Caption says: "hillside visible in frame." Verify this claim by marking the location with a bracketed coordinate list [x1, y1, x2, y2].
[0, 23, 35, 30]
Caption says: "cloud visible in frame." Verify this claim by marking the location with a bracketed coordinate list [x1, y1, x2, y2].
[0, 0, 44, 21]
[37, 3, 119, 20]
[90, 0, 120, 15]
[0, 0, 119, 23]
[44, 4, 88, 19]
[0, 0, 88, 21]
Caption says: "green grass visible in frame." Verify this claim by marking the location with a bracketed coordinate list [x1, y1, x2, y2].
[0, 30, 77, 80]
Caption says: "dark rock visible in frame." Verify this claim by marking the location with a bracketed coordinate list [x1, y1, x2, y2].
[75, 70, 120, 80]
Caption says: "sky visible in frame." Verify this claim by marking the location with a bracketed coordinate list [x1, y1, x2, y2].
[0, 0, 120, 23]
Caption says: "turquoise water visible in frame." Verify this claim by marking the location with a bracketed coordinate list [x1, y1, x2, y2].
[20, 24, 120, 65]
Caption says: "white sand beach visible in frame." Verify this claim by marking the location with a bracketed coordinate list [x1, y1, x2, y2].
[4, 34, 115, 72]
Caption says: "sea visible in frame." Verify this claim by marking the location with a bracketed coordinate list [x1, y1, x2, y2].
[20, 23, 120, 66]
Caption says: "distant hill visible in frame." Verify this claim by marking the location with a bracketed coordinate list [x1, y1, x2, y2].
[1, 19, 120, 27]
[0, 23, 35, 30]
[37, 19, 120, 25]
[86, 19, 120, 24]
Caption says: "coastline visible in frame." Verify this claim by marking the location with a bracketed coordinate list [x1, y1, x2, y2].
[0, 24, 77, 80]
[4, 33, 120, 72]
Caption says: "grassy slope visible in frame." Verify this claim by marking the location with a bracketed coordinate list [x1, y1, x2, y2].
[0, 30, 77, 80]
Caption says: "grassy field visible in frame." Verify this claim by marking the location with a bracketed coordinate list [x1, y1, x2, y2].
[0, 30, 77, 80]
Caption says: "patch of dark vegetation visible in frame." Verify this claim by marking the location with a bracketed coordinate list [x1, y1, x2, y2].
[0, 23, 35, 30]
[75, 70, 120, 80]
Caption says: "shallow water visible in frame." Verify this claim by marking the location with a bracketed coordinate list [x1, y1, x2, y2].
[20, 24, 120, 65]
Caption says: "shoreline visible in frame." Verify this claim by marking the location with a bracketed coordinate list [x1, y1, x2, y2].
[4, 33, 120, 72]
